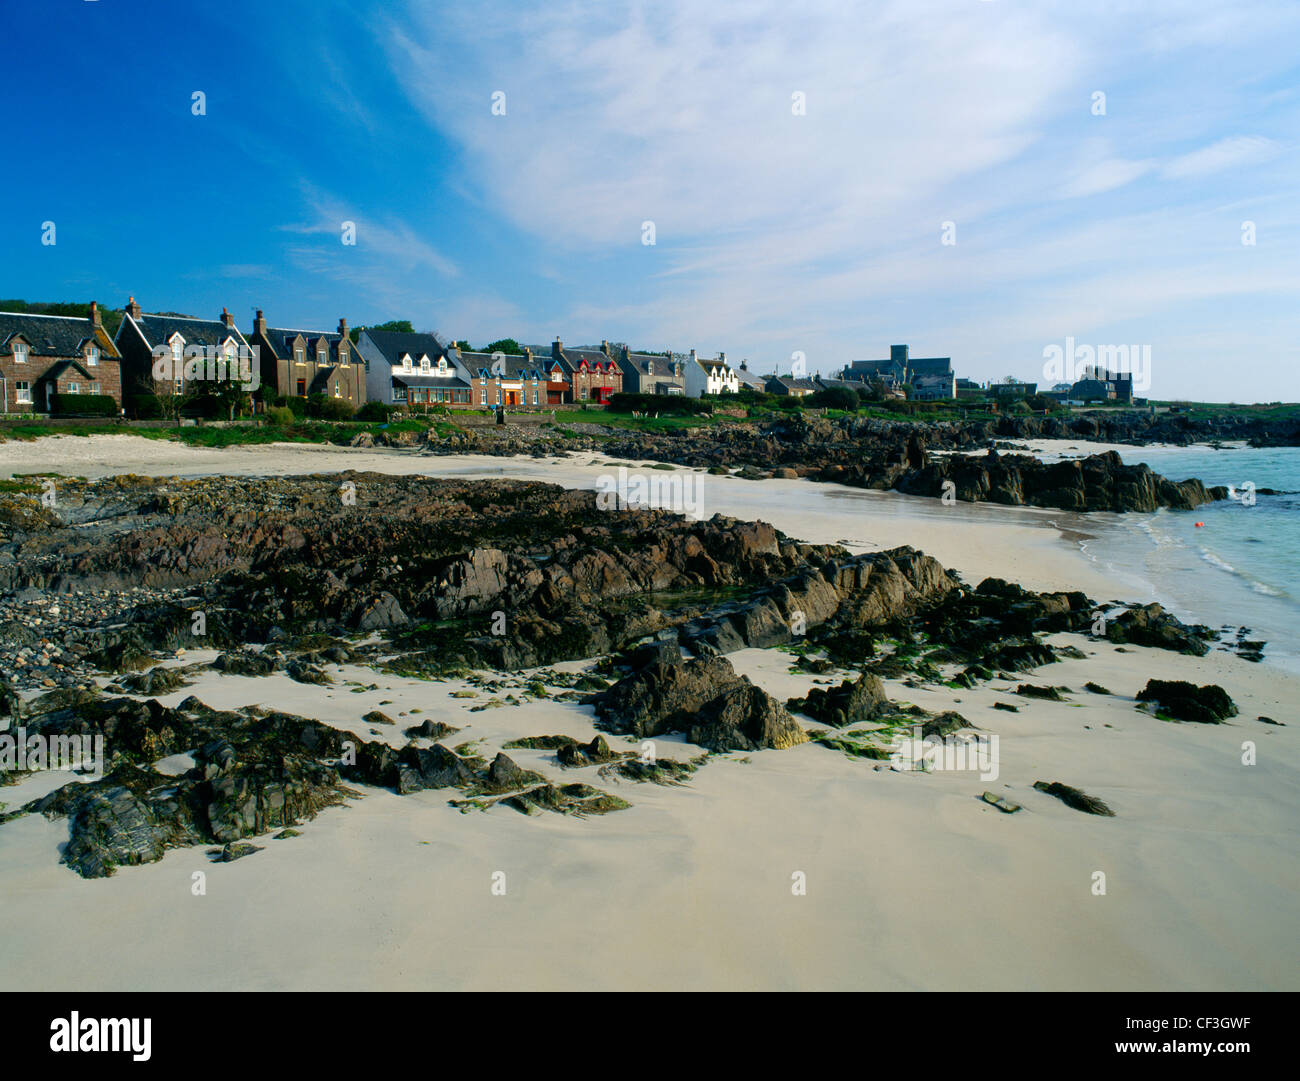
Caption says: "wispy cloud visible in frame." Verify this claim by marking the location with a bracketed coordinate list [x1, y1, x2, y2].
[363, 0, 1300, 399]
[1162, 135, 1280, 179]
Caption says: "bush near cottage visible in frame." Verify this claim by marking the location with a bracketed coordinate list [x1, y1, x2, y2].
[809, 387, 859, 411]
[318, 397, 355, 421]
[608, 393, 710, 415]
[357, 401, 400, 422]
[275, 395, 309, 418]
[266, 406, 296, 426]
[129, 394, 163, 419]
[50, 393, 118, 417]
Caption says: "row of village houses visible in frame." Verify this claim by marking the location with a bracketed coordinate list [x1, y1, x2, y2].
[0, 299, 1134, 414]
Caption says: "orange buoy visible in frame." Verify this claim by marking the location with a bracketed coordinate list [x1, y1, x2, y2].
[1195, 522, 1205, 527]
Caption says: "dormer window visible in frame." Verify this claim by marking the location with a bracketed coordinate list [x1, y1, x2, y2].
[402, 354, 412, 371]
[339, 345, 349, 366]
[645, 359, 653, 376]
[437, 357, 447, 375]
[419, 355, 431, 373]
[170, 336, 184, 368]
[318, 347, 327, 365]
[13, 342, 28, 364]
[295, 346, 305, 365]
[224, 340, 236, 367]
[86, 344, 99, 366]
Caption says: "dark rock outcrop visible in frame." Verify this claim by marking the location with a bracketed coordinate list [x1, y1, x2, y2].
[593, 656, 807, 751]
[1136, 680, 1238, 723]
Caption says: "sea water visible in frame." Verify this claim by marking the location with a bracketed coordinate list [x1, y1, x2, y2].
[1056, 444, 1300, 673]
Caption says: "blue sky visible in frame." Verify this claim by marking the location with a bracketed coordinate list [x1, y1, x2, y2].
[3, 0, 1298, 401]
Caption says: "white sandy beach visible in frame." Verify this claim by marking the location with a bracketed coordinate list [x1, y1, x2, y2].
[0, 434, 1296, 991]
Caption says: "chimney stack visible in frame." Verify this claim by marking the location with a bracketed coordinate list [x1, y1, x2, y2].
[338, 317, 348, 338]
[126, 296, 142, 320]
[601, 339, 610, 355]
[220, 307, 234, 329]
[89, 300, 101, 329]
[254, 309, 267, 335]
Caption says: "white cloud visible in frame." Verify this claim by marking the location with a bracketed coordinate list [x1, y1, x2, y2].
[366, 0, 1300, 400]
[1162, 135, 1280, 179]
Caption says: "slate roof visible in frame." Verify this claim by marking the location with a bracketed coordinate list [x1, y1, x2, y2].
[907, 356, 953, 376]
[845, 359, 905, 379]
[619, 351, 674, 377]
[267, 327, 348, 363]
[0, 311, 118, 358]
[561, 346, 618, 371]
[769, 376, 818, 392]
[460, 351, 546, 380]
[43, 359, 96, 382]
[815, 375, 861, 390]
[363, 330, 448, 366]
[128, 313, 248, 350]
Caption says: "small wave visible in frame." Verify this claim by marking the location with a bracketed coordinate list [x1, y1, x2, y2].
[1199, 547, 1236, 574]
[1251, 581, 1286, 598]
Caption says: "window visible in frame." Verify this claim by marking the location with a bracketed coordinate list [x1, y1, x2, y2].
[90, 382, 100, 394]
[224, 341, 236, 370]
[533, 389, 539, 406]
[15, 380, 31, 403]
[13, 343, 28, 364]
[65, 382, 80, 394]
[420, 355, 430, 373]
[295, 346, 305, 365]
[334, 386, 342, 397]
[296, 379, 307, 396]
[174, 379, 184, 394]
[318, 348, 327, 365]
[402, 354, 412, 371]
[340, 346, 349, 367]
[86, 344, 99, 366]
[438, 357, 447, 374]
[170, 337, 184, 369]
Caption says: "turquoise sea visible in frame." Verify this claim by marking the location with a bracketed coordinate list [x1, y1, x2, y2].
[1060, 444, 1300, 673]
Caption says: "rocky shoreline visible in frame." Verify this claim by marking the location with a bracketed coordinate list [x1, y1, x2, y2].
[411, 414, 1229, 512]
[0, 472, 1258, 879]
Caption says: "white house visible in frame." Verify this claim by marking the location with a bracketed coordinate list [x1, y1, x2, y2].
[684, 349, 739, 397]
[355, 329, 474, 407]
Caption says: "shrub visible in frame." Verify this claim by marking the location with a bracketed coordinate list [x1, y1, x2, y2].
[266, 406, 295, 426]
[808, 386, 859, 411]
[275, 395, 308, 418]
[129, 394, 163, 419]
[607, 392, 709, 415]
[357, 401, 397, 422]
[319, 397, 355, 421]
[50, 393, 118, 416]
